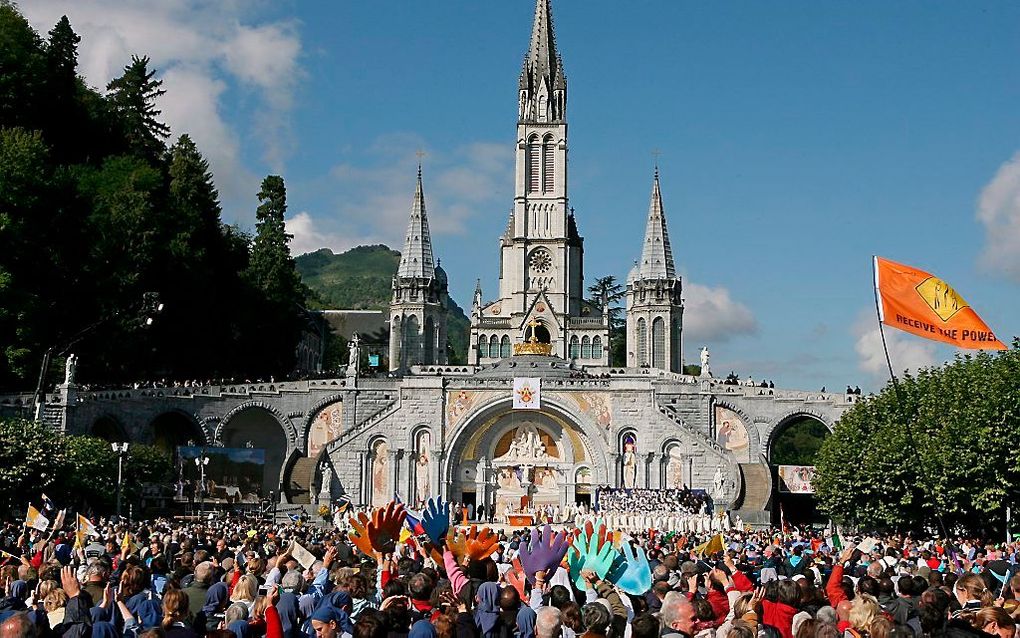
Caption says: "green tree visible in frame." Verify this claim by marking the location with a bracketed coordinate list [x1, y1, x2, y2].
[0, 3, 46, 131]
[814, 343, 1020, 533]
[246, 175, 308, 374]
[106, 55, 170, 161]
[587, 275, 625, 365]
[0, 417, 67, 516]
[63, 435, 118, 510]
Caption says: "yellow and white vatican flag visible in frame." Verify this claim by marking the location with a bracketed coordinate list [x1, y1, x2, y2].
[25, 505, 49, 531]
[512, 378, 541, 410]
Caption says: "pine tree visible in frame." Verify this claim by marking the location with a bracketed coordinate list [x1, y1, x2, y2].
[247, 175, 307, 374]
[588, 275, 625, 365]
[46, 16, 79, 85]
[167, 134, 221, 262]
[106, 55, 170, 161]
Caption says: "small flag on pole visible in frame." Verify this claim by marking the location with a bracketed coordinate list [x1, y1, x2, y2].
[25, 505, 49, 531]
[874, 257, 1007, 350]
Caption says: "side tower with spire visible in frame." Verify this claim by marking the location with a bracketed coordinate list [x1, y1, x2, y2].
[389, 167, 449, 371]
[469, 0, 608, 365]
[626, 169, 684, 371]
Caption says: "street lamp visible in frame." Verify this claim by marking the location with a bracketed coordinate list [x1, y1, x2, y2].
[195, 453, 210, 514]
[111, 442, 129, 519]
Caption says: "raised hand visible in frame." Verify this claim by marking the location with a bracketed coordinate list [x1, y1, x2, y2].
[422, 498, 451, 547]
[60, 566, 80, 599]
[568, 519, 616, 589]
[606, 541, 651, 595]
[448, 525, 499, 563]
[518, 524, 570, 584]
[368, 501, 406, 553]
[505, 558, 527, 600]
[347, 511, 375, 557]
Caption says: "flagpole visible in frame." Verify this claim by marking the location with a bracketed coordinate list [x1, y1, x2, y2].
[872, 256, 949, 539]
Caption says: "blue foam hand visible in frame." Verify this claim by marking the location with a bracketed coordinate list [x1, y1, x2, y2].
[421, 497, 451, 547]
[518, 524, 570, 584]
[607, 541, 651, 596]
[569, 519, 616, 589]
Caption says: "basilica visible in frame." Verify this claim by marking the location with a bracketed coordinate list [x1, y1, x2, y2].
[39, 0, 851, 527]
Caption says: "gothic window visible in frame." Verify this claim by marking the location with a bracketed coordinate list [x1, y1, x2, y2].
[636, 318, 648, 366]
[424, 317, 435, 364]
[652, 316, 666, 369]
[404, 315, 420, 366]
[543, 135, 555, 192]
[569, 335, 580, 359]
[527, 135, 540, 193]
[592, 336, 603, 359]
[478, 335, 489, 359]
[500, 335, 511, 358]
[581, 335, 591, 359]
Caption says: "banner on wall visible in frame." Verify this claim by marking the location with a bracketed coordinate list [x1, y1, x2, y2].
[777, 465, 816, 493]
[512, 377, 541, 410]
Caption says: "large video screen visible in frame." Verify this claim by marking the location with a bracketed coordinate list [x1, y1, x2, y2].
[777, 465, 816, 494]
[176, 446, 265, 504]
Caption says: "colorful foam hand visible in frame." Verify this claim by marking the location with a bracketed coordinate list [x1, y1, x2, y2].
[348, 501, 407, 556]
[447, 525, 500, 562]
[518, 524, 570, 584]
[505, 557, 527, 599]
[421, 497, 451, 547]
[347, 511, 375, 557]
[568, 518, 617, 589]
[606, 540, 651, 595]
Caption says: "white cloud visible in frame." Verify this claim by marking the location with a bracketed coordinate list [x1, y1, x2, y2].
[285, 211, 378, 257]
[976, 151, 1020, 282]
[21, 0, 302, 220]
[682, 282, 758, 343]
[852, 311, 938, 381]
[296, 136, 514, 256]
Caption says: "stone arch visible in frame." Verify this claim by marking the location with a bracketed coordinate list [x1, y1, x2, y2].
[367, 436, 391, 507]
[217, 404, 293, 498]
[712, 400, 762, 460]
[304, 395, 345, 458]
[764, 410, 834, 464]
[148, 410, 206, 453]
[91, 415, 128, 442]
[660, 439, 688, 489]
[443, 396, 611, 488]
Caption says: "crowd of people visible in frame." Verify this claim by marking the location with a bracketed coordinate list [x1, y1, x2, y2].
[1, 502, 1018, 638]
[595, 490, 713, 533]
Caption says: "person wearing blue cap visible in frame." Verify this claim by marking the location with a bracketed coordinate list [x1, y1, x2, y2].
[310, 604, 354, 638]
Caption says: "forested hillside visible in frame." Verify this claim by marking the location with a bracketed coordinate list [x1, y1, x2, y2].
[297, 246, 471, 363]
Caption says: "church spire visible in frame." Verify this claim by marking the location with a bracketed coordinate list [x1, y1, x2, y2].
[636, 167, 676, 280]
[518, 0, 566, 122]
[397, 165, 435, 279]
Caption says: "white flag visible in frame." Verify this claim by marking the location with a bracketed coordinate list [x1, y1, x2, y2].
[512, 377, 541, 410]
[289, 540, 316, 570]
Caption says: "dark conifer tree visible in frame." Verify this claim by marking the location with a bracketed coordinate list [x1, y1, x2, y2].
[106, 55, 170, 161]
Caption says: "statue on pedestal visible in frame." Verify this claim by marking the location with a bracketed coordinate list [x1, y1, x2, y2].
[699, 346, 711, 378]
[64, 354, 78, 385]
[346, 333, 361, 378]
[319, 462, 333, 498]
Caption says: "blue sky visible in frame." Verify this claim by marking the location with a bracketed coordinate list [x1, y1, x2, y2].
[23, 1, 1020, 391]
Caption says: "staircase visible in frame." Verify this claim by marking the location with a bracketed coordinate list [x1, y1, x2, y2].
[657, 403, 726, 455]
[734, 463, 771, 526]
[286, 457, 317, 504]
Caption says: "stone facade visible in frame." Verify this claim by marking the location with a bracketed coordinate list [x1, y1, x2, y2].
[0, 0, 861, 525]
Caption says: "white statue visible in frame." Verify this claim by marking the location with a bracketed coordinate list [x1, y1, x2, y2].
[415, 449, 431, 504]
[712, 466, 726, 499]
[320, 462, 333, 496]
[699, 347, 711, 378]
[346, 333, 361, 378]
[622, 440, 637, 489]
[64, 353, 78, 385]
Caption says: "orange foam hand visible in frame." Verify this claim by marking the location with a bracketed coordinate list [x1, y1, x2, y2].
[347, 512, 374, 557]
[449, 525, 500, 563]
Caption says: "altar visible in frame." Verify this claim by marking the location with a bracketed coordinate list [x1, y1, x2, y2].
[491, 421, 567, 521]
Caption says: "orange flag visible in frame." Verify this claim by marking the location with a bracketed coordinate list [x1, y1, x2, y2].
[874, 256, 1007, 350]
